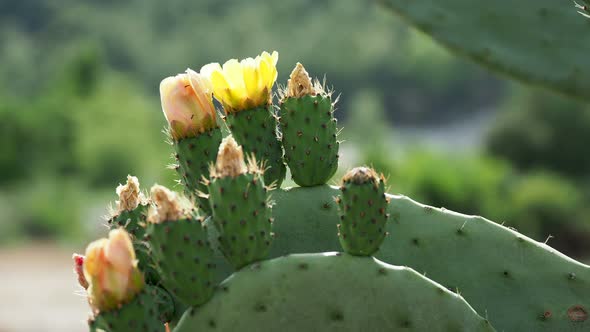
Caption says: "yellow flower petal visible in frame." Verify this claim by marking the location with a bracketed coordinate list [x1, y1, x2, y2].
[202, 51, 278, 112]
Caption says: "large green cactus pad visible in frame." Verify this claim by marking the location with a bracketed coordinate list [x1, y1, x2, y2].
[205, 185, 590, 331]
[271, 186, 590, 331]
[380, 0, 590, 101]
[174, 254, 494, 332]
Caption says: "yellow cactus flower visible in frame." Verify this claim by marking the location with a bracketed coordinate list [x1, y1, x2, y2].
[83, 228, 144, 312]
[160, 68, 217, 140]
[201, 51, 278, 113]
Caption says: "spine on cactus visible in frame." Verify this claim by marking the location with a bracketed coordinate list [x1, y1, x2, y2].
[202, 51, 286, 188]
[205, 135, 274, 269]
[336, 167, 390, 256]
[145, 184, 217, 307]
[160, 68, 222, 214]
[107, 175, 160, 284]
[79, 229, 170, 332]
[278, 63, 339, 186]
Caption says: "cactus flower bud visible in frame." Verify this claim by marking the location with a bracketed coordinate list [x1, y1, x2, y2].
[72, 254, 89, 289]
[148, 185, 185, 223]
[160, 69, 217, 140]
[286, 62, 316, 98]
[83, 228, 144, 313]
[212, 135, 248, 178]
[201, 51, 278, 113]
[115, 175, 143, 213]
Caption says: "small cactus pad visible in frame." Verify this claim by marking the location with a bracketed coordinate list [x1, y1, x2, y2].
[89, 286, 172, 332]
[173, 127, 222, 213]
[224, 105, 286, 187]
[380, 0, 590, 101]
[174, 253, 495, 331]
[337, 167, 389, 256]
[278, 64, 338, 186]
[146, 218, 217, 307]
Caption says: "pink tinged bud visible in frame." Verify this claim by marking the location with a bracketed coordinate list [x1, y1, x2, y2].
[83, 229, 144, 313]
[72, 254, 89, 289]
[160, 69, 217, 140]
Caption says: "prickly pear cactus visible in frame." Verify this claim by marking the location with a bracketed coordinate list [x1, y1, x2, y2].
[175, 254, 494, 332]
[74, 51, 590, 332]
[380, 0, 590, 101]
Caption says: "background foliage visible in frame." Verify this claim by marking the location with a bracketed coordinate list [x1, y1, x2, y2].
[1, 0, 588, 260]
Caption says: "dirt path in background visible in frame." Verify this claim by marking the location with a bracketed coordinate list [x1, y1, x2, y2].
[0, 244, 89, 332]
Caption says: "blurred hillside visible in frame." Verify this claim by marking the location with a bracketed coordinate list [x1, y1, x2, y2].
[1, 0, 589, 261]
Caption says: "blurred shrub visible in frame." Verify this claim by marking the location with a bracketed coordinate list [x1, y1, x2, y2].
[380, 151, 512, 220]
[507, 172, 586, 241]
[486, 88, 590, 177]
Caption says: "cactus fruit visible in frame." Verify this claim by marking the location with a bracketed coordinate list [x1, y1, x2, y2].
[88, 285, 172, 332]
[174, 254, 495, 332]
[106, 175, 159, 284]
[223, 106, 286, 188]
[336, 167, 389, 256]
[205, 136, 274, 269]
[203, 51, 286, 187]
[160, 69, 222, 212]
[145, 185, 217, 307]
[380, 0, 590, 101]
[278, 63, 339, 186]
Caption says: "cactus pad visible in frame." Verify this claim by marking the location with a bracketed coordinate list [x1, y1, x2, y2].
[174, 253, 495, 331]
[380, 0, 590, 101]
[224, 106, 286, 187]
[279, 94, 338, 186]
[173, 127, 222, 213]
[265, 185, 590, 332]
[89, 286, 171, 332]
[207, 172, 273, 269]
[146, 218, 217, 307]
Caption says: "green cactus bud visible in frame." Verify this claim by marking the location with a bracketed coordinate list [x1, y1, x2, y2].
[106, 175, 160, 284]
[278, 63, 339, 186]
[206, 136, 274, 269]
[337, 167, 389, 256]
[145, 185, 217, 307]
